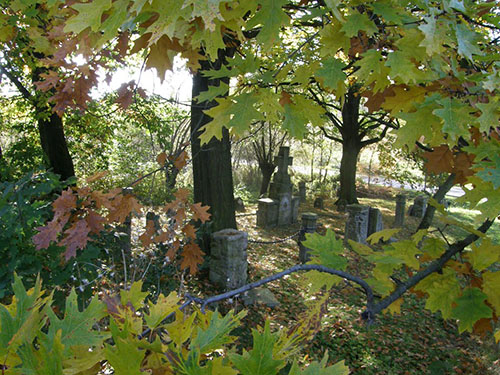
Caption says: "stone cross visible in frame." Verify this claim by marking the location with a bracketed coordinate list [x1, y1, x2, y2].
[274, 147, 293, 176]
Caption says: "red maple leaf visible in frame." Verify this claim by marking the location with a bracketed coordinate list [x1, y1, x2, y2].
[191, 203, 211, 223]
[180, 242, 205, 274]
[59, 219, 91, 260]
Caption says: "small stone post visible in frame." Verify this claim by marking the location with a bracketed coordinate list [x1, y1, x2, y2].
[298, 181, 306, 203]
[394, 194, 406, 228]
[344, 204, 370, 244]
[298, 213, 318, 263]
[209, 229, 248, 290]
[368, 207, 384, 237]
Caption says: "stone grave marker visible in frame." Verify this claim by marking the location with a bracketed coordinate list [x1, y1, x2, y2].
[394, 194, 406, 227]
[298, 212, 318, 263]
[367, 207, 384, 237]
[408, 196, 428, 218]
[209, 229, 248, 290]
[298, 181, 306, 203]
[344, 204, 369, 244]
[257, 146, 300, 228]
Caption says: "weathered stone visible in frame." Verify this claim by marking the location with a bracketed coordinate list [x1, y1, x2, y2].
[314, 197, 324, 209]
[257, 146, 300, 227]
[344, 204, 370, 244]
[242, 287, 280, 308]
[394, 194, 406, 227]
[299, 212, 318, 263]
[368, 207, 384, 237]
[409, 196, 427, 218]
[298, 181, 306, 203]
[209, 229, 248, 290]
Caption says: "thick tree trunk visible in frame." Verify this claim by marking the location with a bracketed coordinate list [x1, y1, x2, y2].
[37, 111, 75, 181]
[338, 141, 361, 204]
[190, 64, 236, 237]
[417, 173, 456, 231]
[259, 162, 275, 196]
[337, 88, 362, 205]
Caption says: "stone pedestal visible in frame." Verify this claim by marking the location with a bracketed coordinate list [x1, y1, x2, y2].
[299, 213, 318, 263]
[344, 204, 370, 244]
[394, 194, 406, 227]
[298, 182, 306, 203]
[368, 207, 384, 237]
[209, 229, 248, 290]
[257, 146, 300, 228]
[409, 196, 427, 218]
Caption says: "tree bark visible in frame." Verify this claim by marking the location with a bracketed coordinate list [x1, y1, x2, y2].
[417, 173, 456, 231]
[37, 111, 75, 181]
[259, 162, 276, 196]
[337, 88, 361, 204]
[190, 61, 237, 237]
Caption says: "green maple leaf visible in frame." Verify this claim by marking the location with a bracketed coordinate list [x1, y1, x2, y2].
[340, 13, 378, 37]
[482, 271, 500, 315]
[0, 275, 50, 354]
[247, 0, 289, 50]
[476, 154, 500, 189]
[105, 336, 145, 375]
[432, 97, 472, 141]
[282, 102, 308, 139]
[187, 0, 226, 31]
[452, 288, 492, 333]
[289, 355, 349, 375]
[415, 268, 461, 319]
[315, 57, 346, 90]
[302, 271, 341, 293]
[201, 97, 232, 143]
[455, 23, 483, 61]
[418, 16, 446, 55]
[371, 1, 406, 25]
[120, 281, 149, 310]
[388, 240, 422, 269]
[47, 289, 108, 348]
[64, 0, 112, 34]
[476, 101, 500, 133]
[17, 330, 65, 375]
[421, 237, 446, 259]
[354, 49, 391, 92]
[366, 228, 400, 245]
[144, 292, 180, 330]
[196, 82, 229, 103]
[230, 320, 285, 375]
[465, 239, 500, 272]
[319, 24, 350, 56]
[227, 93, 264, 136]
[385, 51, 424, 84]
[303, 229, 347, 270]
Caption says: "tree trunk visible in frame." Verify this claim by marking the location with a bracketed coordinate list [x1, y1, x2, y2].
[259, 162, 275, 196]
[338, 141, 361, 204]
[37, 111, 75, 181]
[417, 173, 456, 231]
[337, 88, 361, 205]
[190, 63, 236, 238]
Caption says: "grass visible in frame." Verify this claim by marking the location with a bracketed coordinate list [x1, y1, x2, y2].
[189, 186, 500, 374]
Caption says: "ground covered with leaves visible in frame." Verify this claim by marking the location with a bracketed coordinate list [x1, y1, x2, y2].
[189, 190, 500, 375]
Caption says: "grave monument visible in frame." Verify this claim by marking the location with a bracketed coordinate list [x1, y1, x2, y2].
[257, 147, 300, 228]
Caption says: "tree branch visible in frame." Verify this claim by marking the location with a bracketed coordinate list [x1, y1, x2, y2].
[0, 64, 32, 100]
[366, 218, 494, 318]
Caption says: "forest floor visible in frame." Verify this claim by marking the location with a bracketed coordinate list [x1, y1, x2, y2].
[189, 185, 500, 375]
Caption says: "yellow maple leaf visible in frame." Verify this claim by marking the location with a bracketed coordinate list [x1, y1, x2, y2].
[381, 85, 428, 115]
[383, 297, 403, 315]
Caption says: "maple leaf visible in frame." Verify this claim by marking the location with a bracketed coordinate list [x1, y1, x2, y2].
[180, 242, 205, 274]
[156, 151, 167, 167]
[59, 219, 91, 260]
[144, 291, 180, 330]
[120, 281, 148, 310]
[383, 297, 403, 315]
[173, 150, 188, 170]
[53, 188, 77, 215]
[65, 0, 113, 34]
[302, 229, 347, 270]
[423, 145, 453, 174]
[315, 57, 346, 91]
[182, 223, 197, 239]
[320, 24, 350, 56]
[366, 228, 400, 244]
[452, 152, 475, 184]
[174, 188, 190, 201]
[86, 209, 106, 234]
[145, 36, 180, 81]
[433, 97, 473, 141]
[191, 202, 211, 223]
[341, 13, 378, 37]
[116, 81, 134, 109]
[381, 85, 428, 115]
[455, 23, 483, 61]
[139, 219, 156, 248]
[108, 194, 142, 224]
[196, 81, 229, 103]
[200, 97, 232, 143]
[452, 288, 492, 333]
[476, 100, 500, 133]
[246, 0, 289, 50]
[476, 153, 500, 189]
[85, 171, 108, 184]
[482, 271, 500, 314]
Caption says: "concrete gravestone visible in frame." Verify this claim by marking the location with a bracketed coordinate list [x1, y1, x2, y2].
[257, 147, 300, 227]
[408, 196, 428, 218]
[209, 229, 248, 290]
[367, 207, 384, 237]
[394, 194, 406, 227]
[344, 204, 370, 244]
[298, 181, 306, 203]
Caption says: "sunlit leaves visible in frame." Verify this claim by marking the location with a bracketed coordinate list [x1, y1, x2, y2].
[247, 0, 289, 51]
[482, 271, 500, 315]
[452, 288, 492, 333]
[64, 0, 112, 34]
[303, 229, 347, 270]
[315, 57, 346, 91]
[465, 239, 500, 272]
